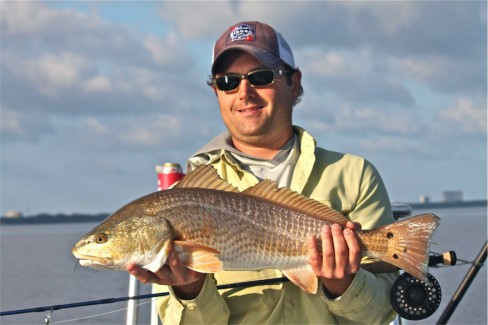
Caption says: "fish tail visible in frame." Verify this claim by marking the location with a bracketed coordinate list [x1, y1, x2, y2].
[360, 213, 440, 282]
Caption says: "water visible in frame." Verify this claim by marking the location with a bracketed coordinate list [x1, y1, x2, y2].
[408, 206, 487, 325]
[1, 223, 154, 325]
[0, 207, 486, 325]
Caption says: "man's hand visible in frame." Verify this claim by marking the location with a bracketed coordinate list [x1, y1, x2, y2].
[127, 246, 206, 300]
[308, 221, 362, 298]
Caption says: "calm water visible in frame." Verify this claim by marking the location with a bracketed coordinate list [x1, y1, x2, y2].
[1, 206, 486, 325]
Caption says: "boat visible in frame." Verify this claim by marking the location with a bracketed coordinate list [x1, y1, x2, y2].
[391, 202, 413, 219]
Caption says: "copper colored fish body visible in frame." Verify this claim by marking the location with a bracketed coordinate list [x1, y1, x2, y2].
[72, 165, 440, 294]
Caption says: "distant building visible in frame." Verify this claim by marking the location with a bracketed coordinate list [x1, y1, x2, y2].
[419, 195, 430, 204]
[5, 210, 23, 218]
[442, 190, 463, 202]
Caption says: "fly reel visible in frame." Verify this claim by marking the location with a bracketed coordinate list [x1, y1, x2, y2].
[390, 272, 442, 320]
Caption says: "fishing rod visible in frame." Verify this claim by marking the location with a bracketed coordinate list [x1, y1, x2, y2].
[0, 250, 460, 317]
[0, 276, 290, 316]
[437, 241, 487, 325]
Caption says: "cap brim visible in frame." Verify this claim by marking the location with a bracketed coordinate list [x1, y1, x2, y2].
[211, 45, 282, 75]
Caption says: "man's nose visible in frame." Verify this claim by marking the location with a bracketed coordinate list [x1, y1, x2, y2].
[239, 79, 256, 99]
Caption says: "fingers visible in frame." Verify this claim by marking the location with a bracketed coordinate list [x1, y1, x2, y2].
[345, 220, 361, 231]
[127, 248, 204, 287]
[126, 249, 181, 286]
[307, 234, 322, 274]
[343, 227, 361, 273]
[331, 224, 348, 277]
[308, 222, 362, 279]
[127, 263, 161, 284]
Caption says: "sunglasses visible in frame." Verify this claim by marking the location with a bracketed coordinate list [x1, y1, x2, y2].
[213, 69, 291, 93]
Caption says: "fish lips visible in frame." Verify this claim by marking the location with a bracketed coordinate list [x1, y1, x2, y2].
[72, 248, 114, 269]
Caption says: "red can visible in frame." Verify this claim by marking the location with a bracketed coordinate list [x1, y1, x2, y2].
[155, 162, 185, 191]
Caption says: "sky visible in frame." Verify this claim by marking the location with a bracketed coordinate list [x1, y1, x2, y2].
[1, 1, 486, 216]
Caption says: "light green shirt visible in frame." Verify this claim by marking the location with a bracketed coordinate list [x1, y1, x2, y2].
[153, 126, 397, 324]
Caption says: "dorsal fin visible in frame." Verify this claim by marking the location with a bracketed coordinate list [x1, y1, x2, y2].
[242, 179, 348, 225]
[173, 165, 239, 192]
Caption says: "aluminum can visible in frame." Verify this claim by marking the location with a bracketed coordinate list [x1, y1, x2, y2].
[155, 162, 185, 191]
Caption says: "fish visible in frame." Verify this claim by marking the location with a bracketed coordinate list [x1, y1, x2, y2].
[72, 165, 440, 294]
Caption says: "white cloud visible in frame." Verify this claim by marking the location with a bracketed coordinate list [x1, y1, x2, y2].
[0, 107, 52, 141]
[341, 1, 419, 36]
[439, 97, 487, 135]
[84, 117, 108, 135]
[1, 1, 70, 35]
[1, 1, 486, 215]
[18, 52, 88, 97]
[1, 108, 25, 137]
[158, 1, 238, 38]
[82, 76, 112, 93]
[119, 114, 183, 147]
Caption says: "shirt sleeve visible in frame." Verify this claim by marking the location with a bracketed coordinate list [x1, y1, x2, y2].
[349, 158, 394, 228]
[321, 269, 397, 324]
[154, 274, 230, 324]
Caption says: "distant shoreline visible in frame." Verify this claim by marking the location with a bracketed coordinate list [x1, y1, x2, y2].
[408, 199, 487, 210]
[1, 200, 486, 225]
[0, 213, 109, 225]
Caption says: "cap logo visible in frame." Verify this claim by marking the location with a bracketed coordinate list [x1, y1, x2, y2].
[229, 24, 255, 42]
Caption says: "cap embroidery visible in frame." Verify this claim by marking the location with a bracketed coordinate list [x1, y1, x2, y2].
[229, 24, 255, 42]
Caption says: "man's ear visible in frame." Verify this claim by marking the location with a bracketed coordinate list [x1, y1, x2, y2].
[291, 69, 302, 99]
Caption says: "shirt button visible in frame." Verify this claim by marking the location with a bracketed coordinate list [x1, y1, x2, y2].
[187, 303, 196, 310]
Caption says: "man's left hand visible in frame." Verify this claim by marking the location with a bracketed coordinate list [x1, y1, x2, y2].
[308, 221, 362, 298]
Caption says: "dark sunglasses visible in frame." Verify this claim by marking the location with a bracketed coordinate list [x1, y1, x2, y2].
[213, 69, 291, 93]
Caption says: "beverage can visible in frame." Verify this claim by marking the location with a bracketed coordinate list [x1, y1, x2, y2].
[155, 162, 185, 190]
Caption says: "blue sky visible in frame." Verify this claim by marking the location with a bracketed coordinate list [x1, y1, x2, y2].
[1, 1, 486, 216]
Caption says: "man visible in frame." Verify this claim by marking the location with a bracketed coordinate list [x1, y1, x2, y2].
[129, 21, 397, 324]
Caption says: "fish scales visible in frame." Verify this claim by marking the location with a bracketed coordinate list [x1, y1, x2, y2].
[159, 188, 322, 269]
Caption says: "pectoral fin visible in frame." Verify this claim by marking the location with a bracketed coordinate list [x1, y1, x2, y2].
[282, 264, 318, 294]
[174, 240, 223, 273]
[143, 240, 172, 273]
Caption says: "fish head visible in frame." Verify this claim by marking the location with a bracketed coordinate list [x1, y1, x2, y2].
[72, 196, 174, 271]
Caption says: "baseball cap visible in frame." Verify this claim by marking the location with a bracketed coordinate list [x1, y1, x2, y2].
[211, 21, 296, 75]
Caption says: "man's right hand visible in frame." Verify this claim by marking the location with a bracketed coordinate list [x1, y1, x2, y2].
[127, 246, 206, 300]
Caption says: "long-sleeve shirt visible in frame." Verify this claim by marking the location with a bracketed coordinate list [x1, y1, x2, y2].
[153, 126, 397, 324]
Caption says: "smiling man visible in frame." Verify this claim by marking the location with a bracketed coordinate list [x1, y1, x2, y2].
[129, 21, 397, 324]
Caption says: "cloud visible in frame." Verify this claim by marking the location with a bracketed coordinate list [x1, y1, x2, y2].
[11, 52, 88, 97]
[1, 1, 208, 144]
[0, 107, 53, 142]
[83, 75, 112, 93]
[298, 48, 415, 105]
[1, 1, 486, 214]
[438, 97, 487, 136]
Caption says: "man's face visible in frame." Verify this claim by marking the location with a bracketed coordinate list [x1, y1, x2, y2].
[213, 51, 301, 152]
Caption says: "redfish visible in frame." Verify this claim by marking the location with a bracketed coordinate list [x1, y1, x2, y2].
[72, 165, 440, 294]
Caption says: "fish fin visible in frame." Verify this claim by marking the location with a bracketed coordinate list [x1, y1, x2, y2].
[360, 213, 440, 282]
[242, 180, 348, 225]
[174, 240, 223, 273]
[282, 264, 318, 294]
[173, 165, 239, 192]
[143, 240, 172, 273]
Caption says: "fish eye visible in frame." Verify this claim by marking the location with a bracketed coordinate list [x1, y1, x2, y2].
[95, 233, 108, 244]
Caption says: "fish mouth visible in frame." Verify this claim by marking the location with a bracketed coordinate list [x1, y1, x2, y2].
[72, 249, 114, 268]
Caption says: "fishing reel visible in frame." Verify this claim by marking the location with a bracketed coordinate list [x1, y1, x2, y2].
[390, 251, 456, 320]
[390, 272, 441, 320]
